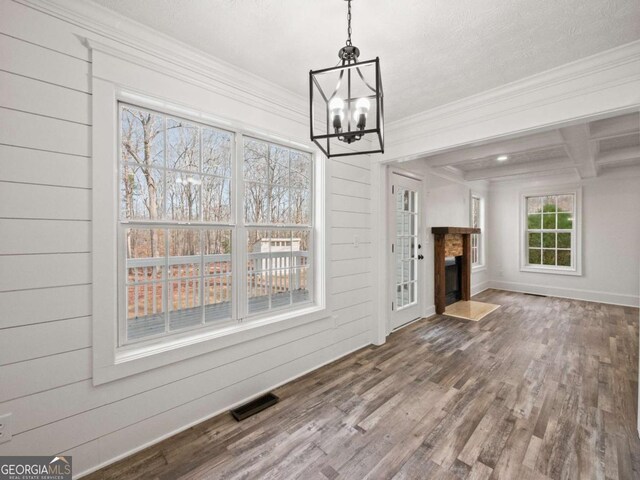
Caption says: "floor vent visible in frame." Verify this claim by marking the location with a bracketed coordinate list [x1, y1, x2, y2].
[524, 293, 547, 297]
[230, 393, 279, 421]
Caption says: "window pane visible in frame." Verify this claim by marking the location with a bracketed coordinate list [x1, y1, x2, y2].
[557, 250, 571, 267]
[169, 229, 200, 278]
[167, 171, 200, 221]
[168, 228, 202, 331]
[543, 214, 556, 229]
[243, 138, 268, 182]
[269, 144, 290, 186]
[543, 195, 557, 213]
[290, 151, 311, 189]
[542, 232, 556, 248]
[202, 127, 232, 177]
[121, 106, 164, 167]
[121, 165, 164, 220]
[557, 195, 573, 213]
[292, 231, 310, 305]
[529, 249, 541, 265]
[127, 283, 164, 341]
[543, 249, 556, 265]
[202, 176, 231, 223]
[247, 230, 271, 314]
[528, 232, 541, 248]
[270, 186, 290, 224]
[527, 197, 542, 214]
[204, 229, 232, 323]
[126, 228, 165, 282]
[168, 277, 201, 331]
[245, 182, 269, 224]
[290, 188, 311, 225]
[270, 230, 293, 309]
[472, 197, 480, 228]
[528, 214, 542, 229]
[557, 213, 572, 229]
[557, 233, 571, 249]
[126, 228, 166, 342]
[167, 118, 199, 171]
[293, 267, 310, 304]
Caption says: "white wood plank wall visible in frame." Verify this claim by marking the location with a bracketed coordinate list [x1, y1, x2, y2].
[0, 0, 374, 475]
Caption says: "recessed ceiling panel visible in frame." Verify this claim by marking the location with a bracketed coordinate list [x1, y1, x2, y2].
[598, 133, 640, 153]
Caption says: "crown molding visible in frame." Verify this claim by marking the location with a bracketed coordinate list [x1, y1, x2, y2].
[384, 40, 640, 162]
[488, 163, 640, 189]
[14, 0, 309, 125]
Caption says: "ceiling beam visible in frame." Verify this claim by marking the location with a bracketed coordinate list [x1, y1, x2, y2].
[463, 157, 574, 181]
[596, 146, 640, 166]
[559, 124, 598, 179]
[589, 113, 640, 140]
[422, 130, 565, 168]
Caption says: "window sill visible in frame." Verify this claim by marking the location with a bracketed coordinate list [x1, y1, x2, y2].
[472, 265, 486, 273]
[520, 265, 582, 276]
[94, 304, 331, 385]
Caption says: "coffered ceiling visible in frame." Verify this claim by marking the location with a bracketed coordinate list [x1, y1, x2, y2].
[90, 0, 640, 123]
[420, 112, 640, 182]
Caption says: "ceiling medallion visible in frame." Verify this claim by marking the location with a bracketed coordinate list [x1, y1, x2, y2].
[309, 0, 384, 158]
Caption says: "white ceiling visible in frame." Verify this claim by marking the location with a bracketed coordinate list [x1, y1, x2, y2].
[415, 112, 640, 182]
[91, 0, 640, 123]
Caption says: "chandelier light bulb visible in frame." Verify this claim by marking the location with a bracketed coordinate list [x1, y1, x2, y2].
[329, 97, 345, 131]
[355, 97, 370, 113]
[354, 97, 370, 129]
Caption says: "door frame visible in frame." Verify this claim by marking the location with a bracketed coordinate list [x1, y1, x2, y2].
[386, 167, 426, 334]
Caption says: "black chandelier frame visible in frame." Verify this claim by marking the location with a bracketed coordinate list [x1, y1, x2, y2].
[309, 0, 384, 158]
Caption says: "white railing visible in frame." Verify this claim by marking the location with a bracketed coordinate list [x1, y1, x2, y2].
[126, 251, 308, 319]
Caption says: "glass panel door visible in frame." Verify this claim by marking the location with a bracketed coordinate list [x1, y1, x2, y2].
[395, 186, 418, 310]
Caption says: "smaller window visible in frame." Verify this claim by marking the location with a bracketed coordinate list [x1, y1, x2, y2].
[522, 191, 580, 275]
[471, 195, 483, 267]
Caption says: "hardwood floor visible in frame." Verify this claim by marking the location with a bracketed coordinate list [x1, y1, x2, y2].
[85, 290, 640, 479]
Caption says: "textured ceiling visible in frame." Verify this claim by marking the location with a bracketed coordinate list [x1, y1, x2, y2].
[90, 0, 640, 123]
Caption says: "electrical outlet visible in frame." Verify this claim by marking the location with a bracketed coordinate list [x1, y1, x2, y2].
[0, 413, 12, 444]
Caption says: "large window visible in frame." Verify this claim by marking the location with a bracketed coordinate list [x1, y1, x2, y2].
[471, 195, 483, 266]
[119, 104, 313, 345]
[523, 191, 579, 274]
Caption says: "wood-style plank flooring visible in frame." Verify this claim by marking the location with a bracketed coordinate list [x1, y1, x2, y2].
[86, 290, 640, 479]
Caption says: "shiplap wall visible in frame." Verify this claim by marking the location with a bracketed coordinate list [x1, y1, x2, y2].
[0, 0, 373, 475]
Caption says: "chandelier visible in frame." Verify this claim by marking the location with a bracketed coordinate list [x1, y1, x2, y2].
[309, 0, 384, 158]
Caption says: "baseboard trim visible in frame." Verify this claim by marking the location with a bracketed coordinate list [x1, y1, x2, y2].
[489, 280, 639, 308]
[75, 340, 371, 478]
[471, 282, 491, 297]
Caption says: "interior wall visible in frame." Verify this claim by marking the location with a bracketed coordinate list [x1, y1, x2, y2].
[0, 1, 374, 475]
[488, 168, 640, 307]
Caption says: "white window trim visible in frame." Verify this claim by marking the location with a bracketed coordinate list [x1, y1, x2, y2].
[91, 46, 329, 385]
[519, 186, 582, 276]
[470, 192, 486, 272]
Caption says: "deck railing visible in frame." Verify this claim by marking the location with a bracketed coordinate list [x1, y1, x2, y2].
[126, 251, 308, 319]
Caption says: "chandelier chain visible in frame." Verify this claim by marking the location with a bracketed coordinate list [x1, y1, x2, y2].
[346, 0, 352, 46]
